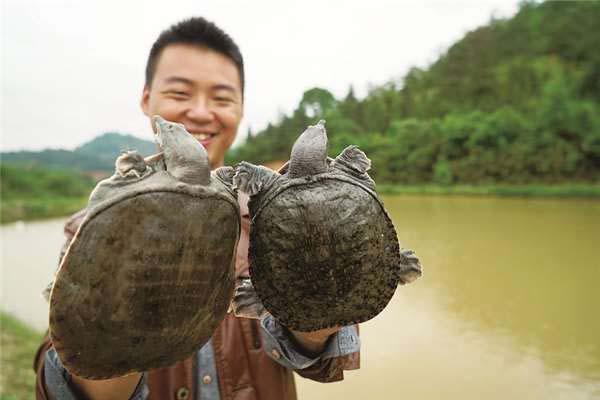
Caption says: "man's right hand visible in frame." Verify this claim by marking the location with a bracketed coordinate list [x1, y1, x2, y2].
[69, 372, 143, 400]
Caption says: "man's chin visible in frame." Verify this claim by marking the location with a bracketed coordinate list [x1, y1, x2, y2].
[199, 139, 213, 149]
[207, 154, 220, 170]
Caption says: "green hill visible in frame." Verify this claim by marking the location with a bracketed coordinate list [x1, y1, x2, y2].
[227, 1, 600, 184]
[1, 132, 156, 173]
[75, 132, 157, 168]
[1, 149, 101, 171]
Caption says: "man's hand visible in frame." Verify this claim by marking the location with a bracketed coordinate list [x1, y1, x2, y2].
[289, 326, 341, 357]
[70, 372, 143, 400]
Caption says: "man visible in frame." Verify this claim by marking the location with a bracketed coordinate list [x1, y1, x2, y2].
[34, 17, 360, 400]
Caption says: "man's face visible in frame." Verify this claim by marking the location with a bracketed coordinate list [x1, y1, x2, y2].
[141, 44, 243, 168]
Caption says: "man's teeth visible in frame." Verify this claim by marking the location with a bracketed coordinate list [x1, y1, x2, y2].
[194, 133, 214, 141]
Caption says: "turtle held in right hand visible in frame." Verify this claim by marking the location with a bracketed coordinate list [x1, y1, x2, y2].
[49, 116, 240, 379]
[233, 121, 423, 332]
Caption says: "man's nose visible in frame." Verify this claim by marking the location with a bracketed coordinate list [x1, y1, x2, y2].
[186, 98, 215, 123]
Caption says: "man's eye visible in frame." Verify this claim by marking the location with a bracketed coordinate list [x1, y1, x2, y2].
[165, 91, 189, 98]
[214, 96, 234, 103]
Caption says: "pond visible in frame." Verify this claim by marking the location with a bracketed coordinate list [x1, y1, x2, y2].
[1, 195, 599, 399]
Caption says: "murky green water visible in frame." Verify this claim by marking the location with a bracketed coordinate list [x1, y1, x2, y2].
[2, 196, 599, 399]
[297, 195, 600, 399]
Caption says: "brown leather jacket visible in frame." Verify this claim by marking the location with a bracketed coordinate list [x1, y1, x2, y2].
[34, 197, 360, 400]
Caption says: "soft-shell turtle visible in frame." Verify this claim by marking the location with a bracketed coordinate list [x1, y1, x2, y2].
[49, 116, 240, 379]
[233, 121, 422, 331]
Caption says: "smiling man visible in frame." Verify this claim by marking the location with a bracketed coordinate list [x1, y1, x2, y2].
[34, 17, 359, 400]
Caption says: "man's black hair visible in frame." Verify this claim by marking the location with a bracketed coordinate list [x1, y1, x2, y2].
[145, 17, 244, 95]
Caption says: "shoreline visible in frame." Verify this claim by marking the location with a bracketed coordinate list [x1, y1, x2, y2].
[377, 183, 600, 198]
[2, 184, 598, 225]
[1, 196, 88, 225]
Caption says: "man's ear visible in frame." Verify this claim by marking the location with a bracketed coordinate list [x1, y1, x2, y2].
[140, 86, 150, 117]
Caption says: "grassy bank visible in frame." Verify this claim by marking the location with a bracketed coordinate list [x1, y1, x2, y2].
[377, 183, 600, 198]
[0, 312, 44, 399]
[1, 163, 95, 224]
[0, 196, 89, 224]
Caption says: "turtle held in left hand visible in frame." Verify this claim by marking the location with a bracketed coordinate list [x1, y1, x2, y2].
[233, 120, 423, 333]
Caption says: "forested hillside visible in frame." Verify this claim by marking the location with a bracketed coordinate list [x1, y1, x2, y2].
[227, 1, 600, 184]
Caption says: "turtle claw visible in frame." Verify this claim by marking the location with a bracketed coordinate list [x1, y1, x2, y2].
[229, 278, 267, 319]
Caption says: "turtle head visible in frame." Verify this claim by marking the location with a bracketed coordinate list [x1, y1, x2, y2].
[288, 120, 328, 178]
[152, 115, 210, 185]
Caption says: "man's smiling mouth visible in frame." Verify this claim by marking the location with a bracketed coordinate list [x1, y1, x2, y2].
[188, 131, 218, 148]
[192, 132, 217, 141]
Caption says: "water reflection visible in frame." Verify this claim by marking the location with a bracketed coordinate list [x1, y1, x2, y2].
[0, 218, 66, 330]
[392, 196, 600, 379]
[298, 195, 600, 399]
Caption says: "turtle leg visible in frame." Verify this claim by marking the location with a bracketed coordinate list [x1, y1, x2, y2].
[233, 162, 279, 196]
[214, 166, 236, 188]
[115, 151, 147, 178]
[398, 249, 423, 284]
[332, 145, 376, 189]
[334, 145, 371, 174]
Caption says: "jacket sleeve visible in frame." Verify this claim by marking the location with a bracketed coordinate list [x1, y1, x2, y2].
[260, 315, 360, 383]
[34, 210, 81, 399]
[33, 333, 52, 400]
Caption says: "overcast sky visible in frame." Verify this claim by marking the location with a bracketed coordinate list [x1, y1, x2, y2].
[1, 0, 521, 152]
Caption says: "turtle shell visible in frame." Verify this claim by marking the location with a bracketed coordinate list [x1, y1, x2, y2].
[248, 172, 403, 331]
[49, 166, 239, 379]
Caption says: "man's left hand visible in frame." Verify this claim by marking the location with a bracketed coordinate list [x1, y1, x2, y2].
[289, 327, 341, 357]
